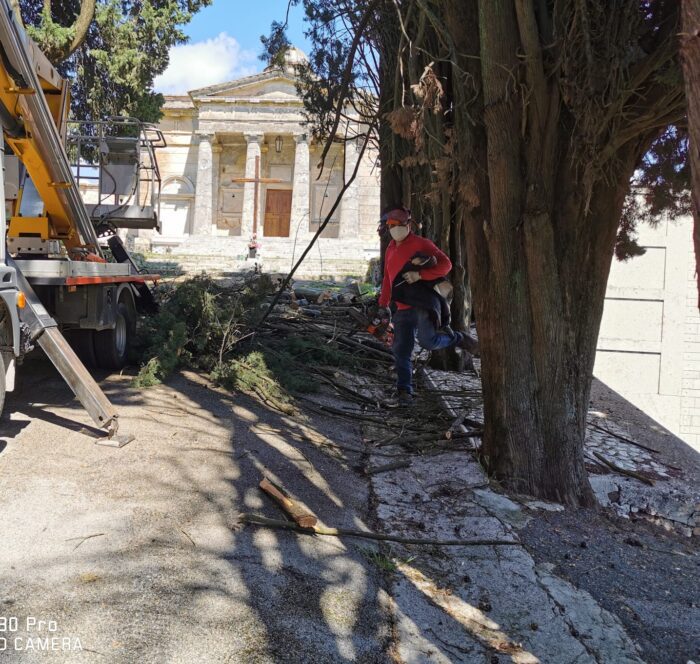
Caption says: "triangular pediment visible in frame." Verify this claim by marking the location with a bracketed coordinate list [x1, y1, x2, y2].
[189, 69, 300, 102]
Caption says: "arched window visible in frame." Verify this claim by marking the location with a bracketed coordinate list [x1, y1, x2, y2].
[162, 176, 195, 197]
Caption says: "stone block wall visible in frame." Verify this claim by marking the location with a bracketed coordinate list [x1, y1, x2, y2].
[594, 214, 699, 450]
[681, 241, 700, 445]
[357, 144, 381, 240]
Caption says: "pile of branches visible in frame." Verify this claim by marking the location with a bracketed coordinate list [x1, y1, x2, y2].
[133, 275, 389, 410]
[255, 282, 484, 457]
[133, 274, 270, 388]
[133, 274, 483, 456]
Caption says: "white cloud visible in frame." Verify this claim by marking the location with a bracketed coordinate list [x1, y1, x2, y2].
[154, 33, 258, 95]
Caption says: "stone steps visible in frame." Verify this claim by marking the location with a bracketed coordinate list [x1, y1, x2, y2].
[139, 253, 371, 279]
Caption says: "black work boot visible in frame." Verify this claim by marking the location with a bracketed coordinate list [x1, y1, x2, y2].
[397, 389, 414, 407]
[457, 332, 480, 356]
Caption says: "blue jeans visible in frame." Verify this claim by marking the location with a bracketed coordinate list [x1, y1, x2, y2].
[392, 308, 460, 394]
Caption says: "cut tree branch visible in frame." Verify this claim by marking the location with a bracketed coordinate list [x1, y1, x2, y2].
[317, 0, 380, 173]
[66, 0, 96, 59]
[239, 513, 520, 546]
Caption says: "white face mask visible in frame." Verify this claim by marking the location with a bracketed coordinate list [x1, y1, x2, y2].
[389, 226, 410, 242]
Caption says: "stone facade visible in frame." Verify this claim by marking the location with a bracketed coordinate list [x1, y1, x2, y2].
[594, 214, 700, 449]
[139, 49, 380, 275]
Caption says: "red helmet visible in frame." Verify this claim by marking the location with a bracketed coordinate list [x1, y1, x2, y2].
[384, 207, 412, 226]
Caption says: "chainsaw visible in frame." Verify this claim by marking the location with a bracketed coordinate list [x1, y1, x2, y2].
[348, 306, 394, 347]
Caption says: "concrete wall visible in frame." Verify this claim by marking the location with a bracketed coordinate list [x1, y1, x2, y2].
[681, 231, 700, 445]
[594, 215, 699, 448]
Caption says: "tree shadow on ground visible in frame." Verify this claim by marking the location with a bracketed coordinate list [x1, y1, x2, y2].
[589, 376, 700, 480]
[0, 353, 572, 662]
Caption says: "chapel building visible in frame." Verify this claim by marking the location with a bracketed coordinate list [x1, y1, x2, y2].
[149, 47, 381, 274]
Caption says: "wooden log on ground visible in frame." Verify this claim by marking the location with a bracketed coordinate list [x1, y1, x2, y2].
[239, 513, 520, 546]
[591, 451, 655, 486]
[259, 478, 318, 528]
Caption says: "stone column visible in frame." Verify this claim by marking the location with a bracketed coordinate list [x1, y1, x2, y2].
[291, 134, 310, 236]
[192, 133, 214, 235]
[211, 141, 223, 233]
[340, 137, 360, 238]
[241, 133, 262, 240]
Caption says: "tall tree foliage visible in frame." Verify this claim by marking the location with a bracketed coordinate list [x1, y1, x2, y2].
[291, 0, 687, 505]
[681, 0, 700, 304]
[265, 1, 474, 336]
[15, 0, 212, 121]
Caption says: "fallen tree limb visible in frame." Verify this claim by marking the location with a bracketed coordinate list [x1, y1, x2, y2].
[239, 513, 520, 546]
[375, 431, 480, 447]
[336, 335, 394, 361]
[248, 384, 296, 416]
[587, 422, 659, 454]
[591, 451, 655, 486]
[259, 478, 318, 528]
[446, 411, 469, 438]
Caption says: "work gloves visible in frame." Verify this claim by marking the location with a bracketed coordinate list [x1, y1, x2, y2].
[402, 270, 422, 284]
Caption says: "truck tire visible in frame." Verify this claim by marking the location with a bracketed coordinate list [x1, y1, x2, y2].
[66, 329, 97, 367]
[0, 308, 8, 420]
[94, 301, 134, 370]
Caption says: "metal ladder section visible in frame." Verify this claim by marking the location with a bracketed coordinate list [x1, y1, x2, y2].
[7, 258, 120, 435]
[0, 2, 126, 439]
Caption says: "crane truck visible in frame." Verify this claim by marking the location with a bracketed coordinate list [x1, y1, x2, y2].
[0, 2, 163, 444]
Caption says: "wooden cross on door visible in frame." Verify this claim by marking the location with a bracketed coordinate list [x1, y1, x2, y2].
[231, 155, 283, 245]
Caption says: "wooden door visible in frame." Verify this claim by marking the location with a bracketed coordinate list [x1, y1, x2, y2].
[263, 189, 292, 237]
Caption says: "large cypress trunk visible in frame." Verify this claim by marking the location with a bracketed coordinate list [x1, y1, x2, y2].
[466, 177, 634, 505]
[681, 0, 700, 306]
[440, 0, 673, 505]
[377, 28, 406, 275]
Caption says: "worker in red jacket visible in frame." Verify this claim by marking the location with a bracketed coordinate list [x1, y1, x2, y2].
[378, 206, 478, 405]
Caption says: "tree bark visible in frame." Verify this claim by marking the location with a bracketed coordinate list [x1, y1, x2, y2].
[369, 0, 682, 506]
[438, 0, 664, 506]
[66, 0, 96, 59]
[473, 0, 598, 506]
[681, 0, 700, 307]
[378, 32, 405, 276]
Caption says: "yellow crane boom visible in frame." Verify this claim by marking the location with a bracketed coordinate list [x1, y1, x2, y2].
[0, 10, 99, 251]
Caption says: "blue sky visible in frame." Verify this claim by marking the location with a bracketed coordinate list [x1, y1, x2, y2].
[154, 0, 311, 95]
[187, 1, 311, 53]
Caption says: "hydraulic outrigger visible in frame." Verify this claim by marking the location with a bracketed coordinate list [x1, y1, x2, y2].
[0, 1, 162, 444]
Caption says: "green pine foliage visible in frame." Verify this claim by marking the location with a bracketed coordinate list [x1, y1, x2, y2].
[133, 275, 266, 387]
[17, 0, 212, 121]
[132, 275, 370, 403]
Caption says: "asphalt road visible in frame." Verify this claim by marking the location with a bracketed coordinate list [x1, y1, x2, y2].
[0, 357, 390, 663]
